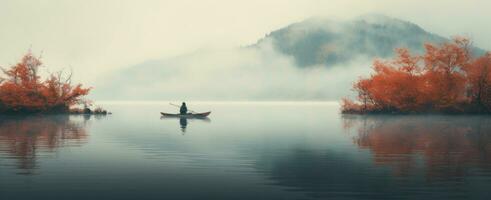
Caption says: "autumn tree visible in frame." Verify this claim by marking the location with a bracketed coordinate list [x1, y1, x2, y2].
[464, 53, 491, 111]
[422, 37, 471, 110]
[0, 52, 90, 113]
[342, 37, 491, 114]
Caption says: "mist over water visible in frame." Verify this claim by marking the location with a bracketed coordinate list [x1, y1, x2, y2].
[94, 40, 372, 101]
[93, 14, 470, 101]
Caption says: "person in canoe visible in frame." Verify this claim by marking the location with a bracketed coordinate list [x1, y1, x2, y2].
[161, 102, 211, 118]
[180, 102, 188, 114]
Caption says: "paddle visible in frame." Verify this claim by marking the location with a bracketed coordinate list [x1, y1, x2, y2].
[169, 103, 198, 114]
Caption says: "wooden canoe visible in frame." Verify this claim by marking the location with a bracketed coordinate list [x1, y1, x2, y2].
[160, 111, 211, 118]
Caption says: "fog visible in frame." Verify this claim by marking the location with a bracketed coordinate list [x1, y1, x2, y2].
[1, 0, 489, 101]
[94, 13, 449, 101]
[94, 40, 372, 101]
[1, 0, 490, 86]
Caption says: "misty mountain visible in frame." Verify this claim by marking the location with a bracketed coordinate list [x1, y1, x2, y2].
[93, 14, 486, 100]
[253, 14, 481, 67]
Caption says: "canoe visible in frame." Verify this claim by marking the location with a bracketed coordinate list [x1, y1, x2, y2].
[160, 111, 211, 118]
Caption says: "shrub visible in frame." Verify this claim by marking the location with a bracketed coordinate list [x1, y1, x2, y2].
[0, 52, 90, 113]
[342, 37, 491, 114]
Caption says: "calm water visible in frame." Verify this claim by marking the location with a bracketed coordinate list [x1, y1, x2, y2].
[1, 102, 491, 200]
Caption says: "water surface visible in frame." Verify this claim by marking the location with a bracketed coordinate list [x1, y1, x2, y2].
[1, 102, 490, 200]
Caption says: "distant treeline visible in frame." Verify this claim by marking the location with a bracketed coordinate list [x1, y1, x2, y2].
[0, 52, 101, 114]
[342, 37, 491, 114]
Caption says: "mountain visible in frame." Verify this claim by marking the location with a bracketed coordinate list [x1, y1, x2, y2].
[92, 14, 487, 101]
[253, 14, 481, 67]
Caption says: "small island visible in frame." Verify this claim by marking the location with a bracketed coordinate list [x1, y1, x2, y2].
[0, 52, 108, 115]
[342, 37, 491, 114]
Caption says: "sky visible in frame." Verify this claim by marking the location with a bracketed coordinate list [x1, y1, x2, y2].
[0, 0, 489, 85]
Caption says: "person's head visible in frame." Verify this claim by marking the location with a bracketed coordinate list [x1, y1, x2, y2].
[182, 102, 186, 106]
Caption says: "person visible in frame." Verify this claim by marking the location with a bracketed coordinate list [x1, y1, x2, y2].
[180, 102, 188, 114]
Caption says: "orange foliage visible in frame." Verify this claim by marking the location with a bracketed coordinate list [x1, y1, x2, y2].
[465, 53, 491, 110]
[342, 37, 491, 113]
[0, 52, 90, 113]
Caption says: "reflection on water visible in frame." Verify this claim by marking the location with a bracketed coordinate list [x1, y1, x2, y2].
[343, 115, 491, 180]
[180, 118, 187, 132]
[250, 114, 491, 199]
[160, 116, 211, 134]
[0, 115, 89, 175]
[2, 103, 491, 200]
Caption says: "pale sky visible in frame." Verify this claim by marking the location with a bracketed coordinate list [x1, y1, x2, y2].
[0, 0, 489, 84]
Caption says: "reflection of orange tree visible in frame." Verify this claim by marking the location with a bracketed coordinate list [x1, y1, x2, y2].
[0, 116, 88, 175]
[343, 116, 491, 180]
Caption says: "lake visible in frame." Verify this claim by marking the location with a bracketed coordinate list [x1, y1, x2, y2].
[1, 102, 491, 200]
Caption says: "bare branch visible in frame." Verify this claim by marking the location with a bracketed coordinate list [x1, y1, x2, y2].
[65, 69, 73, 85]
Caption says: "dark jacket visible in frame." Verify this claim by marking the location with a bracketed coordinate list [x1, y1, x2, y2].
[180, 104, 188, 114]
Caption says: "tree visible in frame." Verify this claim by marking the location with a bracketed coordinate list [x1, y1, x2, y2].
[422, 37, 471, 110]
[342, 37, 491, 114]
[0, 52, 90, 113]
[464, 53, 491, 111]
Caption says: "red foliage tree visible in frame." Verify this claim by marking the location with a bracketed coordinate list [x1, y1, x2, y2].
[422, 37, 471, 110]
[342, 37, 491, 114]
[0, 52, 90, 113]
[464, 53, 491, 110]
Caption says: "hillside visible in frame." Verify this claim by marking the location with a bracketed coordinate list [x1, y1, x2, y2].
[92, 15, 486, 100]
[253, 14, 481, 67]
